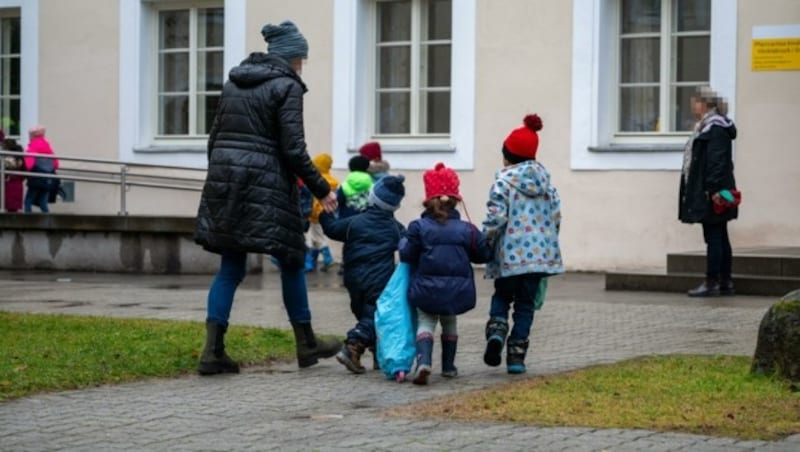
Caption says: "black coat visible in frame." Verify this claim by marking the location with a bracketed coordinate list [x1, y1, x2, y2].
[319, 206, 405, 296]
[195, 53, 330, 269]
[679, 124, 738, 224]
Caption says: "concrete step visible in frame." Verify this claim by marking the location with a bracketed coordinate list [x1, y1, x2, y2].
[605, 271, 800, 297]
[667, 247, 800, 277]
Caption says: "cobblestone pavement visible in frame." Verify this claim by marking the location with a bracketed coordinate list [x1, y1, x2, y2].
[1, 269, 798, 451]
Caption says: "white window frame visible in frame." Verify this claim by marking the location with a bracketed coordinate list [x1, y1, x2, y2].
[613, 0, 712, 140]
[332, 0, 476, 171]
[372, 0, 452, 138]
[153, 3, 224, 140]
[118, 0, 245, 168]
[0, 0, 37, 142]
[570, 0, 736, 170]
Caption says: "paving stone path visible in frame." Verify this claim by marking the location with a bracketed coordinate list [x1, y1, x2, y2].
[1, 270, 798, 451]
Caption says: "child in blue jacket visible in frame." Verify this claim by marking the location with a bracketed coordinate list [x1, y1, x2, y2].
[320, 174, 406, 374]
[482, 114, 564, 374]
[399, 163, 491, 385]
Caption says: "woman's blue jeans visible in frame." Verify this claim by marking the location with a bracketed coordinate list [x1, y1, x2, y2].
[206, 251, 311, 327]
[24, 188, 50, 213]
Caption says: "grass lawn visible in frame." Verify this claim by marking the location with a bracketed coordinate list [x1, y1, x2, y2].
[389, 355, 800, 440]
[0, 312, 297, 401]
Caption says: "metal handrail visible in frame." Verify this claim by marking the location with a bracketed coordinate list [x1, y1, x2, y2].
[1, 150, 206, 215]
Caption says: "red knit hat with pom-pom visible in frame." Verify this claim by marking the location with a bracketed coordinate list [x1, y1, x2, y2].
[423, 162, 462, 202]
[503, 114, 543, 162]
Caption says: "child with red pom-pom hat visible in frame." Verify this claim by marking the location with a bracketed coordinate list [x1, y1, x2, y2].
[399, 162, 492, 385]
[481, 114, 564, 374]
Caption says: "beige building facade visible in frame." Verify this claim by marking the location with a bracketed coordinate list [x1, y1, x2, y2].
[1, 0, 798, 271]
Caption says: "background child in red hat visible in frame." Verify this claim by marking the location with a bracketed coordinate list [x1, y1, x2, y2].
[399, 163, 492, 385]
[358, 141, 391, 181]
[481, 114, 564, 374]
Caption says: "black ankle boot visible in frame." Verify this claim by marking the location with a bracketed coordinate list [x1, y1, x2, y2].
[506, 338, 529, 374]
[719, 278, 735, 296]
[688, 279, 721, 297]
[198, 322, 240, 375]
[291, 322, 340, 368]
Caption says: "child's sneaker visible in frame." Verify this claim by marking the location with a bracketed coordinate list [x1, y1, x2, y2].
[483, 317, 508, 367]
[335, 340, 366, 374]
[506, 338, 529, 374]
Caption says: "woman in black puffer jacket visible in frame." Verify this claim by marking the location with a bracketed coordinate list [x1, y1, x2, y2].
[195, 21, 340, 375]
[679, 87, 738, 298]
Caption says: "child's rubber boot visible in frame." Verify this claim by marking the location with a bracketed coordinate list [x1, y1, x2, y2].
[413, 333, 434, 385]
[335, 339, 366, 374]
[506, 338, 529, 374]
[483, 317, 508, 367]
[369, 346, 380, 370]
[320, 246, 335, 272]
[441, 334, 458, 378]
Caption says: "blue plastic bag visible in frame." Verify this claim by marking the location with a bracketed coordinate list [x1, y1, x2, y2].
[374, 262, 416, 380]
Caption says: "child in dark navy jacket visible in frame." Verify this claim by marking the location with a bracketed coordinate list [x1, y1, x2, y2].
[399, 163, 492, 385]
[320, 174, 406, 374]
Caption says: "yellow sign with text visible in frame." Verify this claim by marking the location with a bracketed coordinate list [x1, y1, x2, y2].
[752, 38, 800, 71]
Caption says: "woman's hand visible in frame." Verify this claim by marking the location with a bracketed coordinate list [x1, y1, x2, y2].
[711, 192, 724, 205]
[320, 191, 338, 213]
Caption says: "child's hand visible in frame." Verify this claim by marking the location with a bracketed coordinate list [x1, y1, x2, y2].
[321, 191, 338, 213]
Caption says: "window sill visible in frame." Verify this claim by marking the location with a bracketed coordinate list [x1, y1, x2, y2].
[588, 144, 684, 153]
[347, 143, 456, 154]
[134, 145, 206, 154]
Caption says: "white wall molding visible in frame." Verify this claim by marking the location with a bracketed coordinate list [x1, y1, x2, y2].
[570, 0, 737, 170]
[0, 0, 37, 138]
[118, 0, 246, 168]
[331, 0, 476, 170]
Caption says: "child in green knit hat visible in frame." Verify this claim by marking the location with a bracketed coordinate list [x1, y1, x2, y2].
[336, 156, 374, 219]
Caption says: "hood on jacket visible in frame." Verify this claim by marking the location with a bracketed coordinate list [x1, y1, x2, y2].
[313, 153, 333, 173]
[498, 160, 551, 198]
[342, 171, 373, 197]
[699, 111, 737, 140]
[228, 52, 307, 90]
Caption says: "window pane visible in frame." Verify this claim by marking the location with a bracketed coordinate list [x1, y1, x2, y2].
[675, 0, 710, 31]
[378, 0, 411, 42]
[672, 85, 698, 132]
[674, 36, 709, 82]
[198, 8, 224, 48]
[379, 46, 411, 88]
[620, 38, 660, 83]
[620, 86, 659, 132]
[1, 17, 21, 54]
[160, 52, 189, 92]
[159, 10, 189, 49]
[378, 92, 410, 134]
[425, 0, 452, 40]
[423, 44, 450, 88]
[159, 95, 189, 135]
[422, 91, 450, 134]
[0, 97, 20, 136]
[621, 0, 661, 34]
[197, 94, 220, 134]
[197, 51, 224, 91]
[1, 57, 20, 95]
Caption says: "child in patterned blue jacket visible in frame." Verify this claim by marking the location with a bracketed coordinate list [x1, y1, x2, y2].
[481, 114, 564, 374]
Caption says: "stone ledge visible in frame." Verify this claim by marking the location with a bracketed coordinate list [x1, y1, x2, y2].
[0, 214, 195, 234]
